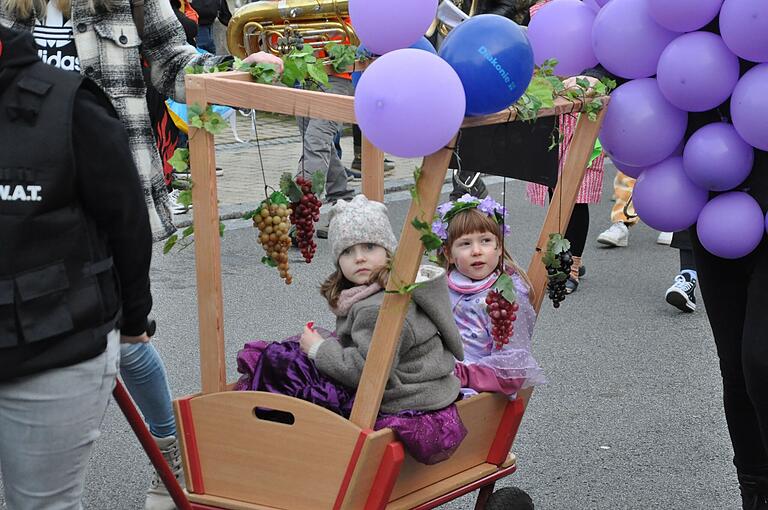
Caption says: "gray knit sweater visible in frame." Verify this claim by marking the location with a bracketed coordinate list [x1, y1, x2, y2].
[313, 266, 465, 414]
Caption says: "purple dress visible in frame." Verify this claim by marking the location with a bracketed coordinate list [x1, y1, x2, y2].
[234, 333, 467, 465]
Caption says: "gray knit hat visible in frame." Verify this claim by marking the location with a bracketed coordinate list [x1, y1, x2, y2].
[328, 195, 398, 262]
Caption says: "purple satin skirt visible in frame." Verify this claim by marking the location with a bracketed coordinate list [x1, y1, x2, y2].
[234, 337, 467, 465]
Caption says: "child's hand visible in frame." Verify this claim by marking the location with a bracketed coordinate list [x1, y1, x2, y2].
[242, 51, 284, 75]
[300, 324, 324, 355]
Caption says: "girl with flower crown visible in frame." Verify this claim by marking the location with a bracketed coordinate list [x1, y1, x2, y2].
[433, 194, 546, 397]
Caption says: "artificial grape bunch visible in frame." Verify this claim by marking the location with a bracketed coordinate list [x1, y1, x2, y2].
[252, 193, 293, 284]
[290, 175, 323, 263]
[546, 250, 572, 308]
[486, 289, 519, 350]
[542, 233, 573, 308]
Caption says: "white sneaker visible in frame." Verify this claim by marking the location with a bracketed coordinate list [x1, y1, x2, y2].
[657, 231, 673, 245]
[167, 189, 190, 215]
[144, 435, 186, 510]
[597, 222, 629, 247]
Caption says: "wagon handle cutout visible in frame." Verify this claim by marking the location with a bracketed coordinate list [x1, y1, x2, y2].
[253, 407, 296, 425]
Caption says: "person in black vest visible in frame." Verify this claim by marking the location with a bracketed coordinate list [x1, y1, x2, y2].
[190, 0, 231, 54]
[0, 25, 153, 509]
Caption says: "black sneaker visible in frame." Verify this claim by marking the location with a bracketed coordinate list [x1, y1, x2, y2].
[351, 156, 395, 172]
[665, 272, 696, 312]
[345, 167, 362, 182]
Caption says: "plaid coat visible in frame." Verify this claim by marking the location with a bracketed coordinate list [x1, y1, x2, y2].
[1, 0, 227, 240]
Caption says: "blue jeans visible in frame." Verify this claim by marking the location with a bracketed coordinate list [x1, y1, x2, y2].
[197, 24, 216, 54]
[120, 342, 176, 438]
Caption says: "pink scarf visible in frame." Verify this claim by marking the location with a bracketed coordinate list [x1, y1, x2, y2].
[446, 270, 499, 295]
[331, 283, 382, 317]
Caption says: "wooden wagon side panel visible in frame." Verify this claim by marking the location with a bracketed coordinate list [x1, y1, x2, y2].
[185, 391, 365, 509]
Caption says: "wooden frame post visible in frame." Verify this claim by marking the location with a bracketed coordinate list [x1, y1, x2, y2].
[361, 135, 384, 202]
[186, 75, 227, 394]
[349, 139, 457, 428]
[526, 109, 606, 313]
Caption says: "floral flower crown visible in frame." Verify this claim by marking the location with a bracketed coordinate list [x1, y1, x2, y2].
[431, 194, 510, 242]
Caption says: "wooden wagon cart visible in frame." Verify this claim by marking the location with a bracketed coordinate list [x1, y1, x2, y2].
[150, 70, 607, 510]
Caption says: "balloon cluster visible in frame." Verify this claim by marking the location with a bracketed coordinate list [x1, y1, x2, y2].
[349, 0, 535, 158]
[530, 0, 768, 259]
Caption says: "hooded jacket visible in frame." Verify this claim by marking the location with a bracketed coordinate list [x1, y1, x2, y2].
[313, 266, 465, 415]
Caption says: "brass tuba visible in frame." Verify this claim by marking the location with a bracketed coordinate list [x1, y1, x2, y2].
[226, 0, 359, 59]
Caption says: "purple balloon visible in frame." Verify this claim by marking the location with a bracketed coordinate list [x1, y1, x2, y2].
[354, 49, 465, 158]
[683, 123, 754, 192]
[592, 0, 678, 79]
[600, 78, 688, 167]
[765, 210, 768, 236]
[731, 64, 768, 151]
[583, 0, 601, 13]
[657, 32, 740, 112]
[349, 0, 437, 55]
[528, 0, 598, 77]
[609, 157, 645, 179]
[633, 157, 709, 232]
[595, 0, 610, 5]
[648, 0, 723, 32]
[697, 192, 765, 259]
[720, 0, 768, 63]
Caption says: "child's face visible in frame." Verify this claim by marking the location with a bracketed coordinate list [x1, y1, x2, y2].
[338, 243, 388, 285]
[446, 231, 501, 281]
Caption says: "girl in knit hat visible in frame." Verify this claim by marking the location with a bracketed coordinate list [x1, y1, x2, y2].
[434, 194, 546, 398]
[235, 195, 468, 465]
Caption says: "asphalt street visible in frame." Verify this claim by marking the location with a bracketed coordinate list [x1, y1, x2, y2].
[1, 170, 740, 509]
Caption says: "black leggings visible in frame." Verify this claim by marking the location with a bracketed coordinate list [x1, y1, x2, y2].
[547, 189, 589, 257]
[691, 231, 768, 477]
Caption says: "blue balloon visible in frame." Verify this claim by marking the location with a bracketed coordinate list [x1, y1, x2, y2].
[410, 36, 437, 55]
[438, 14, 534, 116]
[352, 39, 436, 89]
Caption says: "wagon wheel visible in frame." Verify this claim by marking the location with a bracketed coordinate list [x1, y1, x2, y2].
[485, 487, 534, 510]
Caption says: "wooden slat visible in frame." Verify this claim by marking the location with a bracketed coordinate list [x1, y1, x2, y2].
[348, 138, 457, 429]
[201, 74, 356, 123]
[385, 464, 499, 510]
[361, 135, 384, 202]
[460, 96, 599, 128]
[188, 492, 281, 510]
[188, 391, 363, 509]
[186, 75, 227, 395]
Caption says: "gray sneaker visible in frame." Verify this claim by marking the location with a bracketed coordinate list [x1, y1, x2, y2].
[144, 435, 185, 510]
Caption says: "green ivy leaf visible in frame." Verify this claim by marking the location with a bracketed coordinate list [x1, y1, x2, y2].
[493, 273, 517, 304]
[177, 190, 193, 208]
[181, 225, 195, 239]
[541, 251, 558, 268]
[168, 148, 189, 173]
[163, 234, 178, 254]
[325, 42, 357, 73]
[420, 232, 443, 251]
[443, 201, 478, 222]
[261, 256, 277, 267]
[185, 65, 205, 75]
[311, 171, 326, 195]
[202, 110, 227, 135]
[242, 209, 258, 220]
[548, 233, 571, 255]
[385, 282, 425, 295]
[219, 221, 226, 237]
[411, 217, 430, 231]
[281, 57, 304, 87]
[307, 62, 329, 87]
[250, 62, 278, 84]
[268, 191, 290, 206]
[280, 172, 304, 203]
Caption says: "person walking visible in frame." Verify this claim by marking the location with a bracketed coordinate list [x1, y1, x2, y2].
[0, 24, 153, 509]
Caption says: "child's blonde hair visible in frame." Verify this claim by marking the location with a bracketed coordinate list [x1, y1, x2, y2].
[438, 208, 534, 303]
[320, 251, 391, 309]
